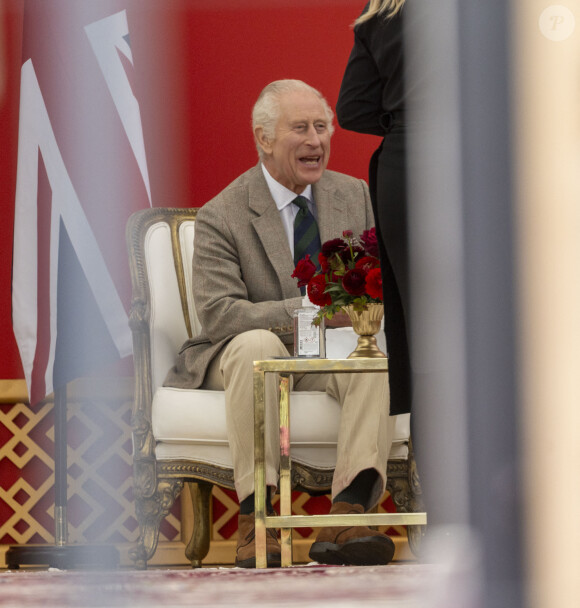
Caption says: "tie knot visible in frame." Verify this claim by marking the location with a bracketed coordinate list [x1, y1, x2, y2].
[292, 195, 310, 213]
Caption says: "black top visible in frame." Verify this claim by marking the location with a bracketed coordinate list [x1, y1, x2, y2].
[336, 3, 405, 136]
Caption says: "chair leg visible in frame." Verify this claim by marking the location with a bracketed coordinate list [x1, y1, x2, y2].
[404, 439, 427, 557]
[386, 472, 426, 557]
[185, 481, 213, 568]
[129, 478, 184, 569]
[407, 521, 427, 556]
[385, 442, 427, 558]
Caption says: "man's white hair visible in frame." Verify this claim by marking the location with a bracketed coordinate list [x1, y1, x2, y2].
[252, 79, 334, 160]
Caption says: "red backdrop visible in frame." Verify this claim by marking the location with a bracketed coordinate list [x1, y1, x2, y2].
[0, 0, 380, 382]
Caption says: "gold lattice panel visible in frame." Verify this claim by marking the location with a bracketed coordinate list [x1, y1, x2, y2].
[0, 378, 181, 551]
[1, 399, 56, 545]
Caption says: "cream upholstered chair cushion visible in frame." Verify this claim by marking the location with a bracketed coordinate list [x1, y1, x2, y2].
[153, 389, 410, 466]
[127, 207, 420, 569]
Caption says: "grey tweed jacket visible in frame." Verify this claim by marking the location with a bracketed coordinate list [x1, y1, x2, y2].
[164, 164, 374, 389]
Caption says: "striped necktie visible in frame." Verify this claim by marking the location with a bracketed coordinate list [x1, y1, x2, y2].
[293, 195, 321, 269]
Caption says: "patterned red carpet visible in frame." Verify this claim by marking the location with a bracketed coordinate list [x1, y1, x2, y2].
[0, 563, 465, 608]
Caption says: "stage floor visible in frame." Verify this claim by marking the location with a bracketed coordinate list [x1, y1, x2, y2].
[0, 561, 480, 608]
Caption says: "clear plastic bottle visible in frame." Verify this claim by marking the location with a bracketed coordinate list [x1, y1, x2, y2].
[293, 296, 325, 358]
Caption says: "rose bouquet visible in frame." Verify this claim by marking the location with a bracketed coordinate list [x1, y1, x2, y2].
[291, 227, 383, 326]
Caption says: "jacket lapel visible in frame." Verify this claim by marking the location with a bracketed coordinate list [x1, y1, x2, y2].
[249, 167, 299, 297]
[314, 177, 349, 243]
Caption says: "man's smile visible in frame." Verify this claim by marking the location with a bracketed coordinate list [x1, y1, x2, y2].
[299, 155, 322, 166]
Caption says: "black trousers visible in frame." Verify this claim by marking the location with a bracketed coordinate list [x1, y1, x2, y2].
[369, 125, 411, 417]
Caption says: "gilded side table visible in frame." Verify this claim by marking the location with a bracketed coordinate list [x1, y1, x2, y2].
[253, 357, 427, 568]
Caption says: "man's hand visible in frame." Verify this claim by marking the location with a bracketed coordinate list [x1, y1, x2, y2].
[324, 311, 352, 328]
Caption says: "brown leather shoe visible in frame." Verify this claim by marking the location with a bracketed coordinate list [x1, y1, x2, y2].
[308, 502, 395, 566]
[235, 513, 281, 568]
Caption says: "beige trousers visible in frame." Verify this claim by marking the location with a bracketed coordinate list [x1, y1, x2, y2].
[202, 329, 394, 510]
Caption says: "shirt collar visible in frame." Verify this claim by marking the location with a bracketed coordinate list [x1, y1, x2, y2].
[261, 163, 313, 211]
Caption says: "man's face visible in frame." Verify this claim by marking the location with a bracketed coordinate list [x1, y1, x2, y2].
[258, 90, 331, 194]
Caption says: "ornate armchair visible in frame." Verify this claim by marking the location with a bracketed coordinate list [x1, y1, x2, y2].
[126, 206, 424, 568]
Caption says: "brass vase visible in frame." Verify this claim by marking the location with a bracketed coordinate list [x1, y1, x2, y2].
[342, 303, 387, 359]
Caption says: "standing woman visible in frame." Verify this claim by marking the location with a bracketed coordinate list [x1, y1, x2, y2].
[336, 0, 410, 418]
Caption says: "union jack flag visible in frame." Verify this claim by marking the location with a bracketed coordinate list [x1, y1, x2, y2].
[12, 1, 151, 406]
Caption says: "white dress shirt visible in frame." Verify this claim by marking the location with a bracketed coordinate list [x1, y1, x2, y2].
[261, 164, 318, 260]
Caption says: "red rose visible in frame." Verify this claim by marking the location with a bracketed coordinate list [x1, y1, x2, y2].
[342, 229, 353, 238]
[342, 268, 367, 296]
[355, 256, 380, 272]
[365, 268, 383, 300]
[321, 238, 347, 258]
[341, 245, 364, 264]
[318, 251, 330, 273]
[360, 228, 379, 258]
[291, 255, 317, 287]
[307, 274, 332, 307]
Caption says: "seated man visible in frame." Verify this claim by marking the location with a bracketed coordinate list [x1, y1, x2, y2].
[165, 79, 395, 568]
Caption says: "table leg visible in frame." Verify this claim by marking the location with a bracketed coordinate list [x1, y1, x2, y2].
[253, 369, 267, 569]
[278, 374, 292, 567]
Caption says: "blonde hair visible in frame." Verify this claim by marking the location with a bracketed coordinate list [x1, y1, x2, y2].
[355, 0, 406, 25]
[252, 79, 334, 160]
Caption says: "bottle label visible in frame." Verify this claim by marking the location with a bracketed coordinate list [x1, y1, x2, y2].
[294, 308, 320, 357]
